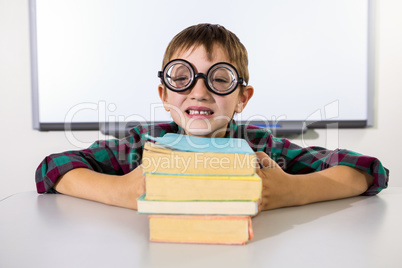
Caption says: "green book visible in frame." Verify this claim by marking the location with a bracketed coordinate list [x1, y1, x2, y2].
[145, 133, 255, 154]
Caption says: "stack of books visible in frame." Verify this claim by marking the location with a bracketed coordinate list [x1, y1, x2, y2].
[137, 133, 261, 245]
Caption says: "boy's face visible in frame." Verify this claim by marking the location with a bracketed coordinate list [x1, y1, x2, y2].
[158, 45, 253, 138]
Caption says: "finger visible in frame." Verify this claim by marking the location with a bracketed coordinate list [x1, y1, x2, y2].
[255, 151, 267, 169]
[255, 151, 276, 169]
[255, 167, 263, 177]
[255, 159, 263, 169]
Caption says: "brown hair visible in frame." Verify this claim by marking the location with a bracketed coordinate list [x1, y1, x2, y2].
[162, 23, 249, 93]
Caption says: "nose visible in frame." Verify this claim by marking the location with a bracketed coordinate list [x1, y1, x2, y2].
[188, 77, 211, 101]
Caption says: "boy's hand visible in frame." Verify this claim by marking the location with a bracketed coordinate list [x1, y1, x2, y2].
[121, 165, 146, 209]
[255, 151, 299, 213]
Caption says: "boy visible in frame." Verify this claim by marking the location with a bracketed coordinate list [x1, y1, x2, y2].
[36, 24, 389, 212]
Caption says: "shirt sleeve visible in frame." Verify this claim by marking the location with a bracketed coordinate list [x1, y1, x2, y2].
[35, 127, 145, 194]
[264, 134, 389, 195]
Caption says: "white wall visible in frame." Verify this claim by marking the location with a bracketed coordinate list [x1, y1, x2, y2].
[1, 0, 401, 200]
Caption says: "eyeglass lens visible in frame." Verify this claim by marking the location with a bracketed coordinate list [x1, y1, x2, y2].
[209, 66, 235, 92]
[166, 63, 192, 90]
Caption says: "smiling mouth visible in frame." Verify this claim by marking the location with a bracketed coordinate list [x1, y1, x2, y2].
[186, 109, 214, 115]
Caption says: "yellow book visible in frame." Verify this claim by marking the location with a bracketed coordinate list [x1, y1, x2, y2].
[142, 134, 256, 176]
[149, 215, 253, 245]
[145, 173, 261, 201]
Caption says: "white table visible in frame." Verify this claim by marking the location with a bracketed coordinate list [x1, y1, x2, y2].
[1, 188, 401, 268]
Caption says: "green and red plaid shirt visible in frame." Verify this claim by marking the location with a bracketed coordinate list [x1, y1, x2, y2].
[36, 121, 389, 195]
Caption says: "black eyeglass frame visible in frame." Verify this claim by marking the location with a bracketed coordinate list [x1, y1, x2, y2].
[158, 59, 247, 96]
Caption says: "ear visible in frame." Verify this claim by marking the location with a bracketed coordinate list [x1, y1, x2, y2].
[158, 84, 170, 111]
[235, 85, 254, 113]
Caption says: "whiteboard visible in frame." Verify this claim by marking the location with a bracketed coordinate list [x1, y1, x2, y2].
[30, 0, 373, 131]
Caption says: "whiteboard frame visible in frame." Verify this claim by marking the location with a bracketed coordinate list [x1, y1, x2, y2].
[29, 0, 375, 134]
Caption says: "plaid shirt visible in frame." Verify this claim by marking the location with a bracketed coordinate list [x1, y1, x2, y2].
[36, 121, 389, 195]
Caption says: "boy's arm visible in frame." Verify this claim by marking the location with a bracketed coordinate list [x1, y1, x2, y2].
[35, 131, 144, 194]
[255, 151, 374, 211]
[54, 166, 145, 210]
[260, 133, 389, 196]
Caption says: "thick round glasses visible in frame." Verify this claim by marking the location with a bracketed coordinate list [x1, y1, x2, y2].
[158, 59, 247, 96]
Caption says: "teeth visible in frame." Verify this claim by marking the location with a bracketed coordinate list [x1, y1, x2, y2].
[188, 110, 212, 115]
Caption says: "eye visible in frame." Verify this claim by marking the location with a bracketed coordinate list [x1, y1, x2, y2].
[211, 68, 233, 84]
[171, 75, 190, 87]
[213, 77, 230, 83]
[172, 76, 188, 81]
